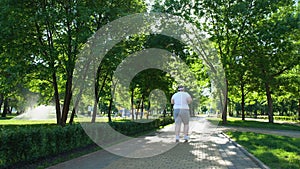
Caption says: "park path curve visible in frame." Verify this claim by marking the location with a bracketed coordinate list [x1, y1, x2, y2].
[48, 117, 269, 169]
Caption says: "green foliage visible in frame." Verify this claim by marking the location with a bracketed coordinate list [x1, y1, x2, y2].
[226, 131, 300, 169]
[257, 116, 300, 122]
[0, 117, 173, 168]
[0, 0, 147, 123]
[0, 124, 93, 168]
[109, 117, 174, 136]
[154, 0, 300, 123]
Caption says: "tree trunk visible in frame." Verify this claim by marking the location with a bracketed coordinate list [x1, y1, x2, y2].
[140, 97, 144, 119]
[0, 94, 3, 113]
[170, 105, 173, 117]
[136, 99, 141, 120]
[61, 2, 74, 126]
[92, 68, 109, 123]
[241, 83, 245, 121]
[8, 106, 12, 114]
[147, 100, 151, 120]
[265, 82, 274, 123]
[61, 75, 73, 126]
[91, 101, 98, 123]
[70, 72, 88, 124]
[190, 103, 195, 117]
[1, 98, 8, 118]
[108, 74, 117, 122]
[131, 88, 134, 121]
[230, 103, 234, 116]
[221, 80, 228, 124]
[254, 110, 257, 118]
[52, 72, 62, 125]
[69, 108, 76, 125]
[107, 97, 113, 122]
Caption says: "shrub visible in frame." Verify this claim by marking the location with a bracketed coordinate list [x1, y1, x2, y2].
[0, 117, 174, 168]
[0, 124, 93, 169]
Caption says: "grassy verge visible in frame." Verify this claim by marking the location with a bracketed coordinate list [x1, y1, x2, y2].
[208, 117, 300, 131]
[225, 131, 300, 169]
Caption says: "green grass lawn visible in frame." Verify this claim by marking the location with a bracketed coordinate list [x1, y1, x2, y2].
[208, 117, 300, 131]
[226, 131, 300, 169]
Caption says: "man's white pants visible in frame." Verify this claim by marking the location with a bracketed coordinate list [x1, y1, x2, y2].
[174, 109, 190, 138]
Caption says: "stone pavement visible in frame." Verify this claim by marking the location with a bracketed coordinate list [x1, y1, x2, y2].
[48, 117, 269, 169]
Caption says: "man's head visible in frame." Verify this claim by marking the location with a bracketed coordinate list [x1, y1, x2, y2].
[178, 85, 184, 91]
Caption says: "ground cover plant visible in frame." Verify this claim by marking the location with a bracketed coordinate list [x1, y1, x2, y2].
[226, 131, 300, 169]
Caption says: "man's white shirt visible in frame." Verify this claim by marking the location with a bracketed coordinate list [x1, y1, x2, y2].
[171, 92, 192, 109]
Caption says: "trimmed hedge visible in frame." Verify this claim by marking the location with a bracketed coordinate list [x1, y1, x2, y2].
[0, 117, 174, 168]
[0, 124, 93, 168]
[109, 117, 174, 136]
[257, 115, 300, 121]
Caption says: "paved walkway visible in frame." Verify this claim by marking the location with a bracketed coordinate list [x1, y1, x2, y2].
[48, 117, 271, 169]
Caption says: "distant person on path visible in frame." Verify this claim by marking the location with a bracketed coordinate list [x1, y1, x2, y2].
[171, 85, 192, 142]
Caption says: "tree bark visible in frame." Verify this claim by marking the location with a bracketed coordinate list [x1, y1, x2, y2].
[69, 108, 76, 125]
[1, 98, 8, 118]
[61, 1, 74, 126]
[221, 80, 228, 124]
[52, 72, 62, 125]
[61, 75, 73, 126]
[92, 67, 108, 123]
[140, 97, 144, 119]
[91, 101, 98, 123]
[241, 82, 245, 121]
[265, 82, 274, 123]
[0, 94, 3, 113]
[147, 100, 151, 120]
[254, 110, 257, 118]
[131, 88, 134, 121]
[107, 97, 113, 122]
[136, 99, 141, 120]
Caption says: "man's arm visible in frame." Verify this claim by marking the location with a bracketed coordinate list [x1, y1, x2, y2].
[171, 98, 174, 104]
[187, 95, 192, 104]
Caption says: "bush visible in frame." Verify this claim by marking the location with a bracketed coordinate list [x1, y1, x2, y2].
[109, 117, 174, 136]
[257, 115, 299, 122]
[0, 117, 174, 168]
[0, 124, 93, 169]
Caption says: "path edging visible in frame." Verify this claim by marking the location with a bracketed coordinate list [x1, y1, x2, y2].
[221, 132, 270, 169]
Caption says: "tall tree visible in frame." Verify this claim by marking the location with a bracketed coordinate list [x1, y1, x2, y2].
[0, 0, 34, 117]
[0, 0, 146, 125]
[242, 2, 299, 123]
[153, 0, 299, 123]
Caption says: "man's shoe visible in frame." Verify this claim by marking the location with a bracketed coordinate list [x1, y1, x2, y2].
[184, 136, 189, 142]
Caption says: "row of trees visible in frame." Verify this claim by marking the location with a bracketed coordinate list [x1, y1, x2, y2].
[0, 0, 146, 125]
[0, 0, 299, 125]
[153, 0, 300, 123]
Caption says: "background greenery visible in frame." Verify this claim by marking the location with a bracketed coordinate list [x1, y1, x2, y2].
[0, 1, 299, 168]
[0, 0, 299, 125]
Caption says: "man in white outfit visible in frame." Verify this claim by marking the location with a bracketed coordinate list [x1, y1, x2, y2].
[171, 85, 192, 142]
